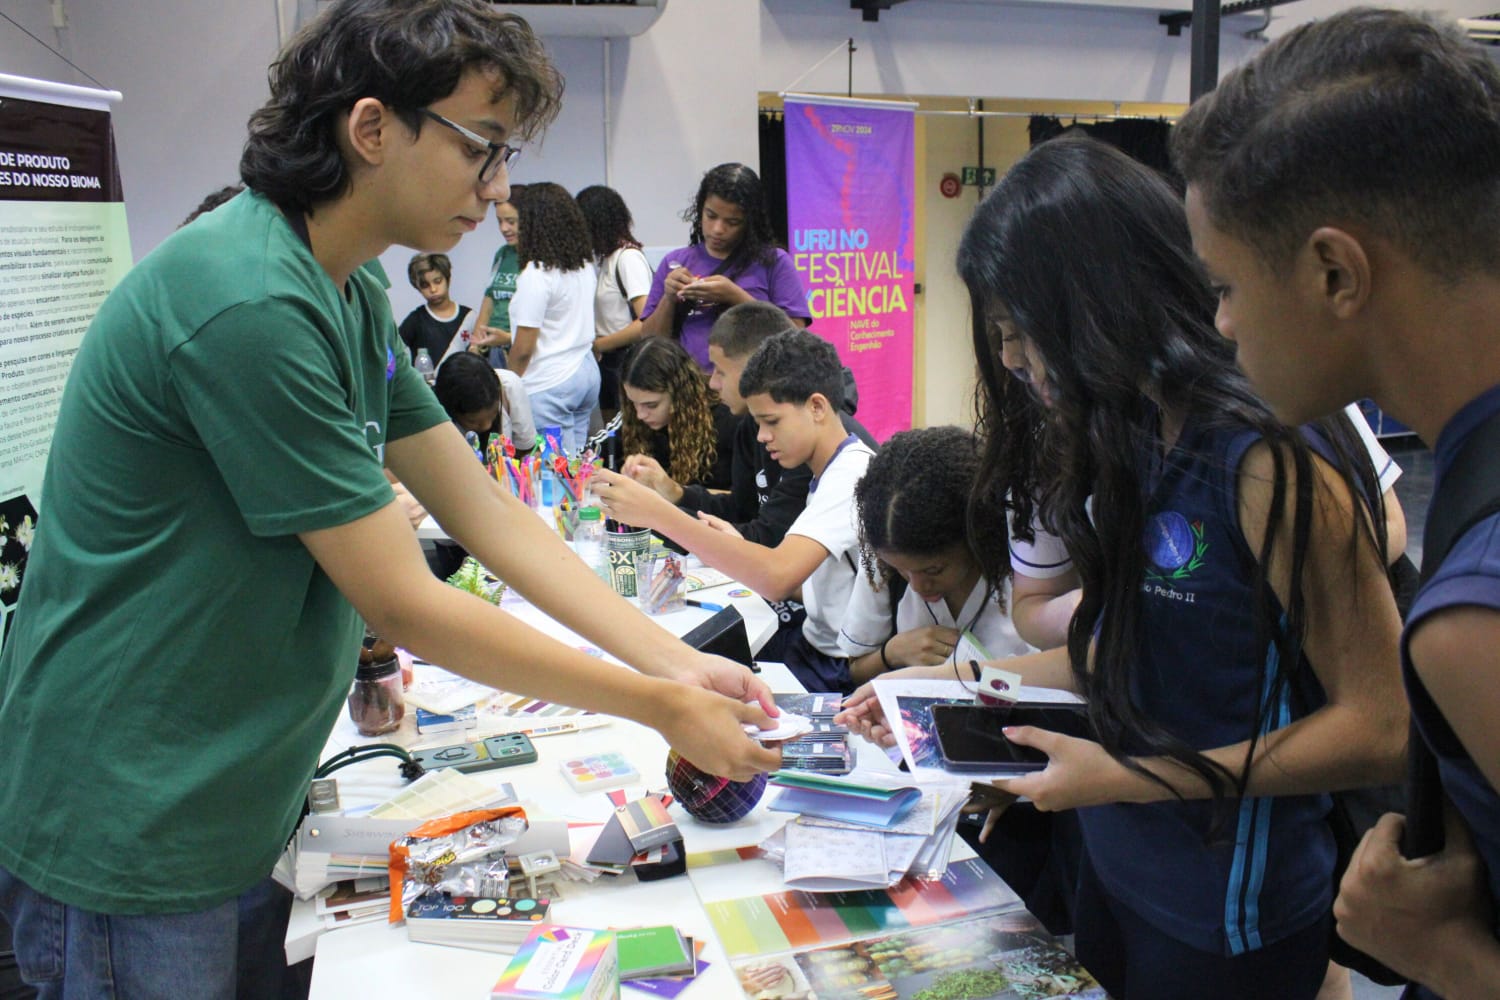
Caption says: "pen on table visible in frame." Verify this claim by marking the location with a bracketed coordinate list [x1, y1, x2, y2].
[685, 598, 724, 612]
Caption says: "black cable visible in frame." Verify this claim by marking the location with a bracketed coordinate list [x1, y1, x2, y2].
[0, 12, 110, 91]
[315, 743, 426, 782]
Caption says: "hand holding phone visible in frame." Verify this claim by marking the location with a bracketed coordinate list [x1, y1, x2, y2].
[931, 703, 1089, 774]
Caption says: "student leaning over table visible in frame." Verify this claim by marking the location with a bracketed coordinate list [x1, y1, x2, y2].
[0, 3, 778, 996]
[593, 330, 874, 695]
[1173, 11, 1500, 995]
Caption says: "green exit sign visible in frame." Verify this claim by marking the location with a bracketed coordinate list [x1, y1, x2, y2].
[961, 166, 997, 186]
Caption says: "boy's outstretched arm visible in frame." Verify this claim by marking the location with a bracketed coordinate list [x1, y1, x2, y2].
[591, 468, 825, 601]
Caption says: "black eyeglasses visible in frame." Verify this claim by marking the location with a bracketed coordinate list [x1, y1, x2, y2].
[419, 109, 521, 184]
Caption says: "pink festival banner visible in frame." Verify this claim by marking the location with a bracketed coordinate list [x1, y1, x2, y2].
[784, 97, 915, 443]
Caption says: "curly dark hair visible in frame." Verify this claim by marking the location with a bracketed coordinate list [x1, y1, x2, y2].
[241, 0, 563, 214]
[738, 329, 842, 410]
[181, 184, 244, 228]
[959, 135, 1384, 813]
[854, 426, 1004, 610]
[682, 163, 779, 277]
[516, 182, 593, 272]
[619, 338, 719, 485]
[576, 185, 641, 262]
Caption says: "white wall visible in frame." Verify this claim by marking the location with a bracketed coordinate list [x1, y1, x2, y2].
[4, 0, 1497, 422]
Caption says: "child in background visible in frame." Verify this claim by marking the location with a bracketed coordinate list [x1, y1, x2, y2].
[508, 182, 600, 455]
[398, 252, 473, 366]
[577, 184, 651, 420]
[637, 163, 811, 370]
[839, 426, 1031, 687]
[470, 189, 525, 367]
[619, 337, 735, 492]
[594, 330, 873, 693]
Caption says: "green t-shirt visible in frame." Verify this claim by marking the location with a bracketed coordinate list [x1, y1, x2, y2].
[0, 191, 448, 913]
[485, 242, 519, 333]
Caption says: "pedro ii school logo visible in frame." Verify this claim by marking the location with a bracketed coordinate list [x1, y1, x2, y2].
[1145, 511, 1207, 582]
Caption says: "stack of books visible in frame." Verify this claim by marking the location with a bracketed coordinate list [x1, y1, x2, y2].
[405, 892, 552, 952]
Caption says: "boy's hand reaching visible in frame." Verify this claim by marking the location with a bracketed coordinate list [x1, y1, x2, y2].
[622, 454, 684, 503]
[591, 468, 677, 530]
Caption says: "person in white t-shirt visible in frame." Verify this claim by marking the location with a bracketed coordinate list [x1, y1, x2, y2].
[839, 426, 1033, 687]
[592, 330, 874, 693]
[576, 185, 652, 420]
[507, 182, 600, 454]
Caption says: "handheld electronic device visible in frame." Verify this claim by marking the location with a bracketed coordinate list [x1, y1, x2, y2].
[931, 703, 1089, 773]
[411, 733, 538, 774]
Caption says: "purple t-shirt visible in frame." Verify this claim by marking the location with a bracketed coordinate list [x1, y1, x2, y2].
[1403, 383, 1500, 999]
[640, 244, 811, 368]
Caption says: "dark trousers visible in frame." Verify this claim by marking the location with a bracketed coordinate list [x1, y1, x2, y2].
[1073, 847, 1330, 1000]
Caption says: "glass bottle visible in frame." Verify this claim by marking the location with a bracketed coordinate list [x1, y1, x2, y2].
[348, 650, 406, 736]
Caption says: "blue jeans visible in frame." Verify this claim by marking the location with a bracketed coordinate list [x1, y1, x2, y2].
[527, 355, 600, 456]
[0, 868, 307, 1000]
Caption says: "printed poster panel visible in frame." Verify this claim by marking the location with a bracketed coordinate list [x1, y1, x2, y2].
[0, 85, 131, 650]
[785, 98, 915, 443]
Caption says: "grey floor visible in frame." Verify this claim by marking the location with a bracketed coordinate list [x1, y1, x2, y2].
[1351, 438, 1431, 1000]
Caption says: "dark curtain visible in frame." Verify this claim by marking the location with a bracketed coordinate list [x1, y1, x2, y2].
[1028, 115, 1179, 190]
[758, 108, 790, 248]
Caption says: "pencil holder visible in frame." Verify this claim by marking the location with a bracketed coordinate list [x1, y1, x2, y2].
[637, 551, 686, 616]
[554, 502, 580, 542]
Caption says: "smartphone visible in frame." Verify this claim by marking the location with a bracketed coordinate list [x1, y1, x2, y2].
[931, 703, 1089, 773]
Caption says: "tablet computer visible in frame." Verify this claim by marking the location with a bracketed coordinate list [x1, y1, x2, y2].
[931, 703, 1089, 773]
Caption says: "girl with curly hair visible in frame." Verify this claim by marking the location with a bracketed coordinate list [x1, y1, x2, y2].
[838, 426, 1031, 687]
[638, 163, 811, 370]
[509, 181, 600, 454]
[576, 184, 651, 419]
[619, 337, 733, 490]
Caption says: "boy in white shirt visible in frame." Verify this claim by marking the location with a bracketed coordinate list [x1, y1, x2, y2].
[594, 330, 874, 692]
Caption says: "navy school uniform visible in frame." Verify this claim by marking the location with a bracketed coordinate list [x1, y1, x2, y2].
[1401, 385, 1500, 1000]
[1075, 415, 1335, 976]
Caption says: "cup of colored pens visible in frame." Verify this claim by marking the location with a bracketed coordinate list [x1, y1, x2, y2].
[637, 551, 686, 616]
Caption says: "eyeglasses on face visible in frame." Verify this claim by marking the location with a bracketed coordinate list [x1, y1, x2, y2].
[419, 109, 521, 184]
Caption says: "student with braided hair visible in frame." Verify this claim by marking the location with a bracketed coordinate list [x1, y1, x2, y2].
[838, 426, 1032, 687]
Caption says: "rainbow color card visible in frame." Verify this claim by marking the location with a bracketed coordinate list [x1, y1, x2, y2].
[491, 925, 618, 1000]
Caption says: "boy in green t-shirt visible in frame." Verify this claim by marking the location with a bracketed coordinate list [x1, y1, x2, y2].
[0, 1, 777, 994]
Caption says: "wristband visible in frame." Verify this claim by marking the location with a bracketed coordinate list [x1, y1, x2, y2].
[879, 637, 894, 672]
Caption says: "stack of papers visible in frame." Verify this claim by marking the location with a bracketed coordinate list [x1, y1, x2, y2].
[274, 770, 517, 899]
[762, 770, 972, 891]
[312, 876, 390, 932]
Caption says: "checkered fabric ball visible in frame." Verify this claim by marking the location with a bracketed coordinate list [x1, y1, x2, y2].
[665, 749, 766, 824]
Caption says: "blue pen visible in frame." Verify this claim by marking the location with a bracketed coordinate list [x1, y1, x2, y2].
[686, 598, 724, 612]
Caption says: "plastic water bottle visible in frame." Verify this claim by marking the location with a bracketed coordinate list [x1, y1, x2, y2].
[414, 348, 436, 386]
[574, 506, 608, 581]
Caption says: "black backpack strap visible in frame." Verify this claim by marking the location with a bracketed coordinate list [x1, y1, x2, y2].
[1404, 407, 1500, 858]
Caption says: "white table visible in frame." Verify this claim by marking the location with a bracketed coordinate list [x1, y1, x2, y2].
[416, 511, 779, 655]
[299, 664, 927, 1000]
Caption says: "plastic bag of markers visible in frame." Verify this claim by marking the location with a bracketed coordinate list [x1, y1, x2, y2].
[387, 807, 528, 923]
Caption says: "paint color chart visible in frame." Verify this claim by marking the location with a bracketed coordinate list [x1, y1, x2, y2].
[703, 858, 1021, 959]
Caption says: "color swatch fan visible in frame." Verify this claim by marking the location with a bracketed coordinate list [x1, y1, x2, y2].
[665, 749, 765, 824]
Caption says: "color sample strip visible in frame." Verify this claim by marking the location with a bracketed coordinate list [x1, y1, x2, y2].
[704, 898, 791, 958]
[684, 845, 763, 869]
[761, 892, 825, 950]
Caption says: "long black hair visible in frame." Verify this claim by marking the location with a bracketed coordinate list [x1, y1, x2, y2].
[959, 135, 1384, 808]
[682, 163, 779, 278]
